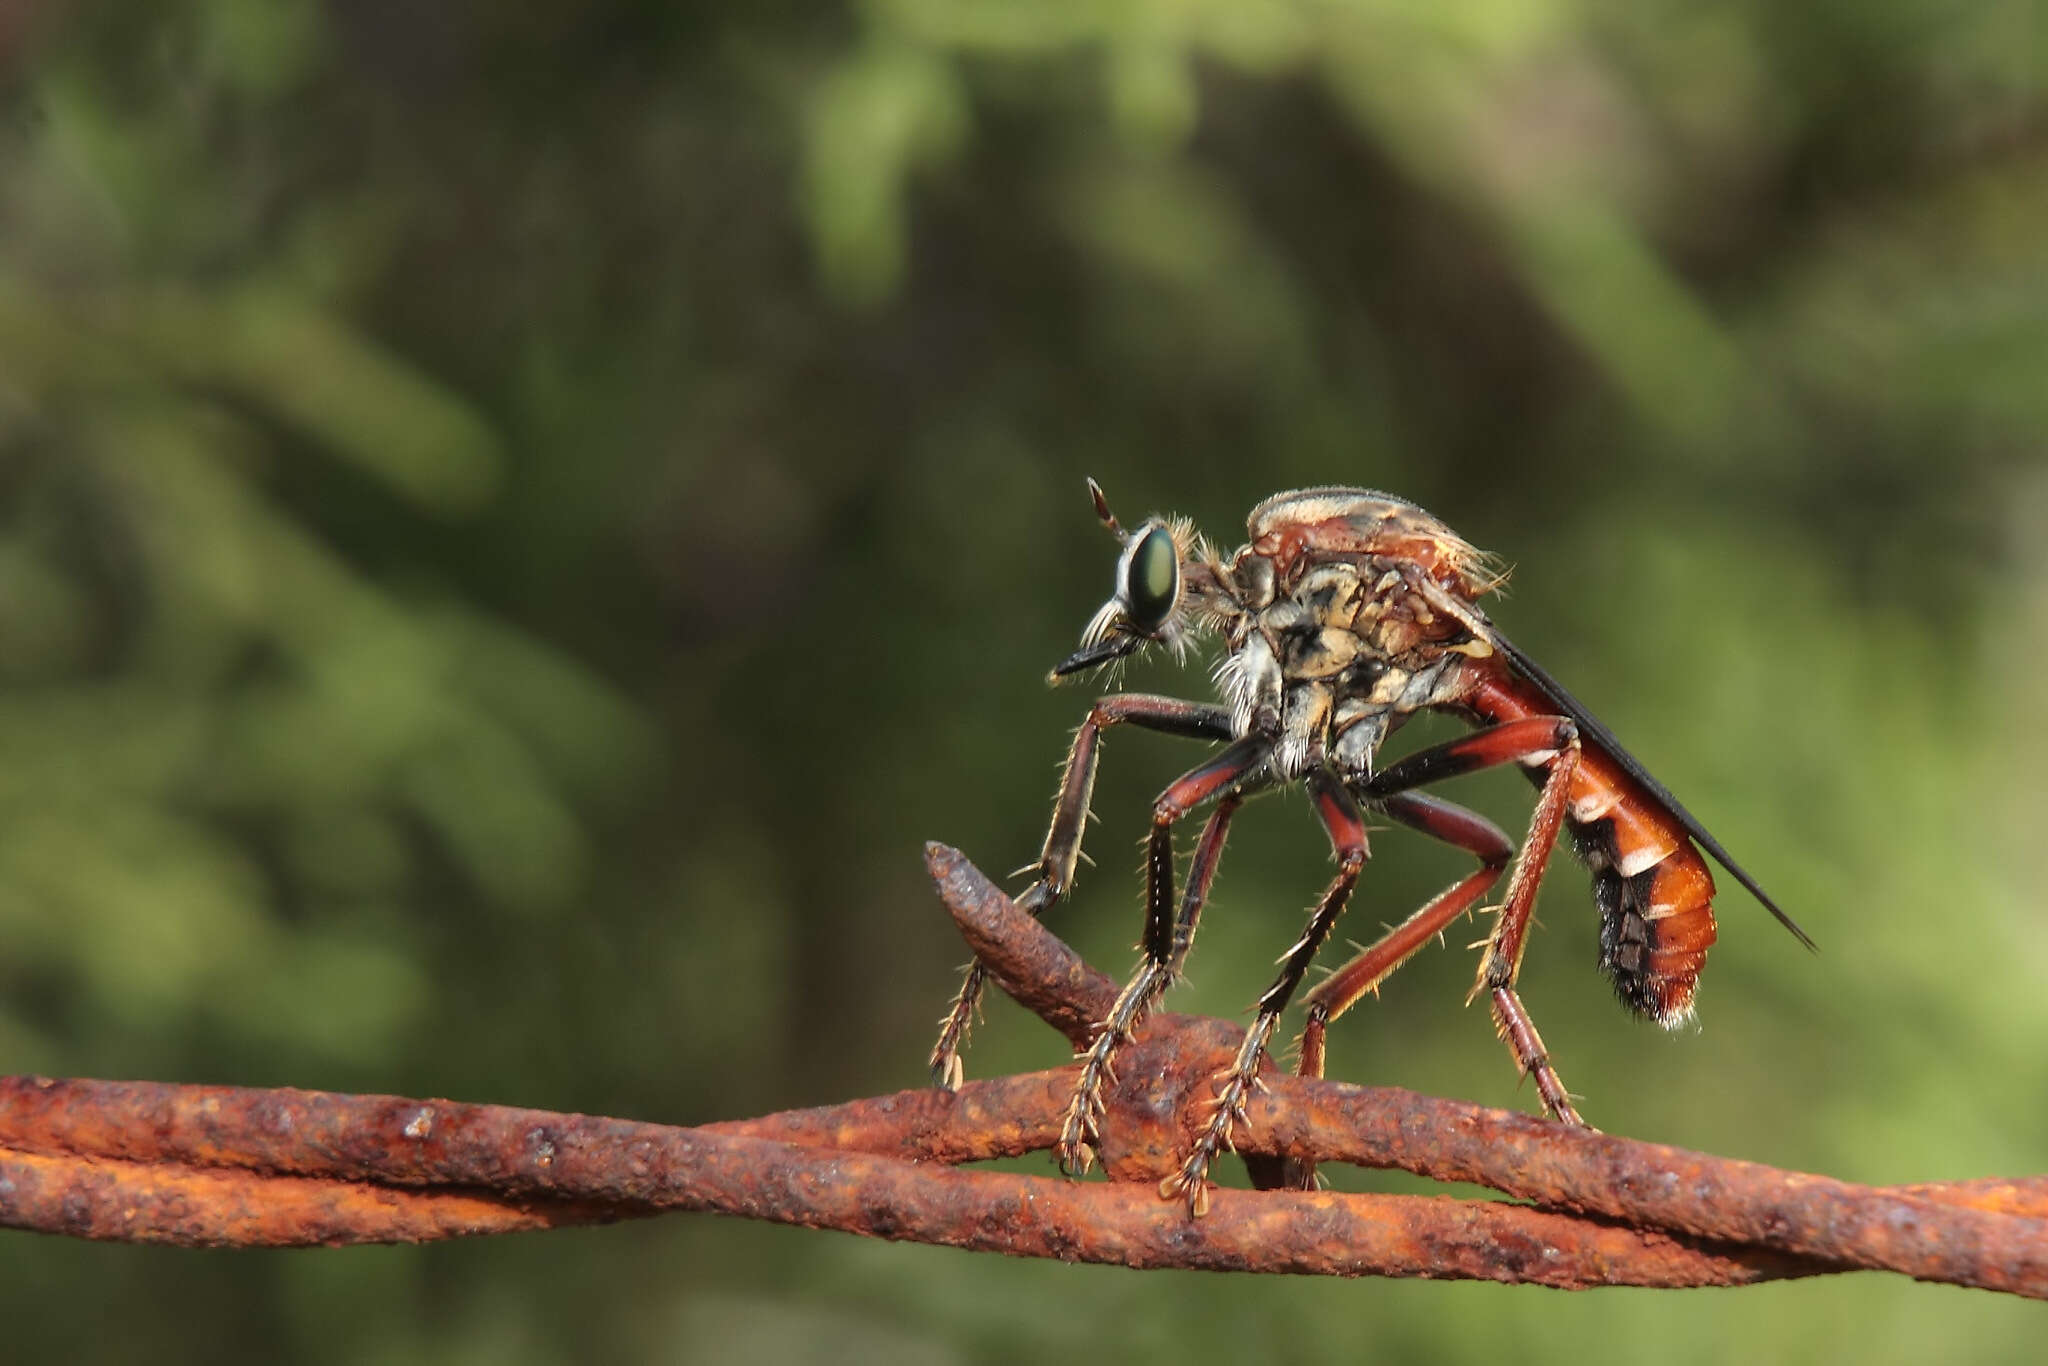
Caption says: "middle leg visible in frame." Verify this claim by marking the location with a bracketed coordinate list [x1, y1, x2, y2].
[1280, 790, 1511, 1190]
[1297, 791, 1514, 1081]
[1056, 736, 1270, 1175]
[1161, 767, 1368, 1216]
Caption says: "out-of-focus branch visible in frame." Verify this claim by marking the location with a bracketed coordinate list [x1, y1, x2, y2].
[0, 842, 2041, 1296]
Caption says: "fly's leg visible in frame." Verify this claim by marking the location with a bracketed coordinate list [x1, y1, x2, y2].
[1058, 739, 1268, 1175]
[1058, 795, 1242, 1175]
[1475, 748, 1583, 1124]
[1363, 715, 1585, 1123]
[1282, 791, 1512, 1189]
[929, 695, 1235, 1089]
[1161, 768, 1366, 1217]
[1298, 793, 1513, 1076]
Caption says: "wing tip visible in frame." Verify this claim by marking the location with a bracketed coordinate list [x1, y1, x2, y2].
[1490, 630, 1818, 956]
[1731, 871, 1818, 954]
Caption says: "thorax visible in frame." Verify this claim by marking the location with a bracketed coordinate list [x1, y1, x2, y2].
[1205, 548, 1480, 778]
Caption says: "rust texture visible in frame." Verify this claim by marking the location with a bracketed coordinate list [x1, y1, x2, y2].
[0, 842, 2038, 1297]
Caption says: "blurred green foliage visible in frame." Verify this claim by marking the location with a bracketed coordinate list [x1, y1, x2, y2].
[2, 0, 2047, 1359]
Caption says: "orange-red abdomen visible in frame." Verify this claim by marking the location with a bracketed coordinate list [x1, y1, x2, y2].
[1463, 671, 1719, 1023]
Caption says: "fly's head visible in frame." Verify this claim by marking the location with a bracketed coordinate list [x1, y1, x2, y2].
[1049, 479, 1230, 684]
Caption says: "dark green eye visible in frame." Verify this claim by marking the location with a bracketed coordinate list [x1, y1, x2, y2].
[1122, 525, 1180, 632]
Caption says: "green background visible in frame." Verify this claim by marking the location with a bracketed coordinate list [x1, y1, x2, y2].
[3, 1, 2046, 1359]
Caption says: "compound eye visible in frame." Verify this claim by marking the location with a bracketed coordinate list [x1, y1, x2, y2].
[1122, 525, 1181, 633]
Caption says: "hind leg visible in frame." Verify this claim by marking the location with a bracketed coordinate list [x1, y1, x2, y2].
[1359, 717, 1586, 1122]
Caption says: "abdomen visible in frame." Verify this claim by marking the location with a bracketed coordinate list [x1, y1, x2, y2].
[1461, 670, 1718, 1025]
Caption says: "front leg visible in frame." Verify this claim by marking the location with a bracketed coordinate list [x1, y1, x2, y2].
[929, 695, 1234, 1089]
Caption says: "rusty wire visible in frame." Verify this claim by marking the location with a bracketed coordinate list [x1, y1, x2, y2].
[0, 842, 2043, 1296]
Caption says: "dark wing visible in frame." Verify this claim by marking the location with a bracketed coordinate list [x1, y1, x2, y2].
[1493, 631, 1817, 952]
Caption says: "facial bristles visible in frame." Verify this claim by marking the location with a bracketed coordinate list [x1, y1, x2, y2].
[1079, 597, 1123, 651]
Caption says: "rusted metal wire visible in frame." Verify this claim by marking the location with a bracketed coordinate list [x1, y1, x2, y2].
[0, 841, 2041, 1296]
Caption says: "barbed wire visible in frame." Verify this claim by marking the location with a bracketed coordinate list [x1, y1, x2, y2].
[0, 841, 2041, 1296]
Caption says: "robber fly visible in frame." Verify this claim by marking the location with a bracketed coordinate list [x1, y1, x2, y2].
[930, 481, 1813, 1216]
